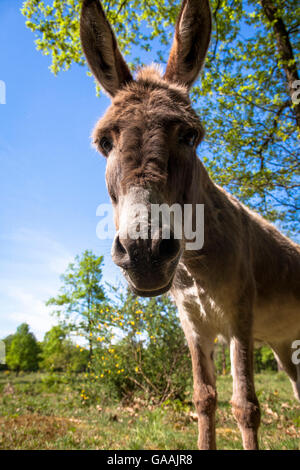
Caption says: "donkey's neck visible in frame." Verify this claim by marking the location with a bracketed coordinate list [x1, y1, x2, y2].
[189, 156, 231, 225]
[182, 157, 239, 283]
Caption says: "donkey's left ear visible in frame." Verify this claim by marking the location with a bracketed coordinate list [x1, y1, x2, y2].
[80, 0, 133, 97]
[164, 0, 212, 89]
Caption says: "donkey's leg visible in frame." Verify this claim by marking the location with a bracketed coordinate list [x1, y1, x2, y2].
[271, 342, 300, 402]
[190, 335, 217, 450]
[173, 266, 217, 449]
[230, 332, 261, 450]
[181, 318, 217, 450]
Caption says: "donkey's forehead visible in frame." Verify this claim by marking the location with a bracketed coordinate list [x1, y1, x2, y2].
[94, 66, 201, 133]
[115, 64, 190, 106]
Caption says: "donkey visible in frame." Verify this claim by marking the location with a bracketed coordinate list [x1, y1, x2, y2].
[80, 0, 300, 449]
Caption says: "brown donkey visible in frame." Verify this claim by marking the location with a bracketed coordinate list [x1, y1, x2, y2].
[80, 0, 300, 449]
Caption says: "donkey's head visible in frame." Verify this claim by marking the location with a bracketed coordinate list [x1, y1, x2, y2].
[80, 0, 211, 296]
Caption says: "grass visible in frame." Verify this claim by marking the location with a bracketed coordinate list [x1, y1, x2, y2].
[0, 370, 299, 450]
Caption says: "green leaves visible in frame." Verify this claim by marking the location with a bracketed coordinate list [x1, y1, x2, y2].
[195, 0, 299, 231]
[22, 0, 84, 74]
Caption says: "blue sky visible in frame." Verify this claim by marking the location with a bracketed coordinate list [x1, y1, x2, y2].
[0, 0, 138, 340]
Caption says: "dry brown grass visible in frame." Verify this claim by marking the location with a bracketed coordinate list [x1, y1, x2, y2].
[0, 414, 85, 450]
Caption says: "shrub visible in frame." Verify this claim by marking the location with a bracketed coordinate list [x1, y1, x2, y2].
[87, 292, 191, 403]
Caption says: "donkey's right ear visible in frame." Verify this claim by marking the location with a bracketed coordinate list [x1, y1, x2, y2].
[80, 0, 133, 97]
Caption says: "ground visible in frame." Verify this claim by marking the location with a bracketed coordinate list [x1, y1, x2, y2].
[0, 371, 299, 450]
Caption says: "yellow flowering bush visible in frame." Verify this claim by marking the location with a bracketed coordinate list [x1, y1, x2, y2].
[87, 289, 191, 402]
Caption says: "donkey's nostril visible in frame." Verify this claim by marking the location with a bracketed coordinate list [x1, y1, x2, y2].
[158, 237, 180, 261]
[113, 233, 180, 270]
[115, 235, 127, 255]
[112, 235, 131, 270]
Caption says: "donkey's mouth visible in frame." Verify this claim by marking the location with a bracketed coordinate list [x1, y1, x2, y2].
[127, 276, 174, 298]
[121, 267, 176, 298]
[117, 249, 182, 298]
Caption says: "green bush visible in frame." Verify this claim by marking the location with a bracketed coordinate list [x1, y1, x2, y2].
[88, 292, 191, 403]
[41, 372, 69, 392]
[254, 346, 277, 372]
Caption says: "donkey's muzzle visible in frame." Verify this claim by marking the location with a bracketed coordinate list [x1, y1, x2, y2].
[111, 233, 181, 296]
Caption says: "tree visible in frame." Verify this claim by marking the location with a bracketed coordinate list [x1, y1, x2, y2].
[6, 323, 40, 373]
[40, 325, 71, 371]
[21, 0, 299, 234]
[46, 250, 108, 359]
[40, 325, 89, 372]
[196, 0, 299, 233]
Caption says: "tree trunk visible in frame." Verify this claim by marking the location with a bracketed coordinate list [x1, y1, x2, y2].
[260, 0, 300, 131]
[87, 290, 93, 361]
[88, 318, 93, 361]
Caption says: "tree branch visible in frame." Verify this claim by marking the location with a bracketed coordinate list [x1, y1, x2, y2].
[256, 100, 290, 169]
[260, 0, 300, 131]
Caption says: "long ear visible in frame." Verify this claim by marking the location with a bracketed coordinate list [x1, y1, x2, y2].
[164, 0, 212, 89]
[80, 0, 133, 97]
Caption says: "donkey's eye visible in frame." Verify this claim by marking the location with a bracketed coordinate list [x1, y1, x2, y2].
[180, 129, 198, 147]
[100, 136, 113, 154]
[110, 192, 117, 204]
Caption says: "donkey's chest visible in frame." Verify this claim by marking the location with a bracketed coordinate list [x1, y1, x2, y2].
[171, 263, 232, 335]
